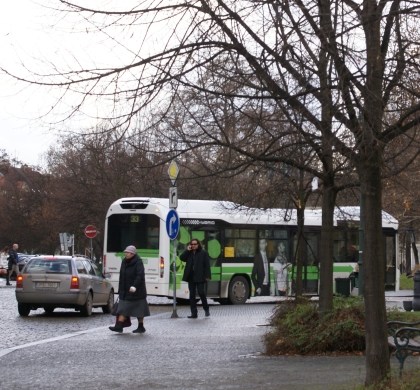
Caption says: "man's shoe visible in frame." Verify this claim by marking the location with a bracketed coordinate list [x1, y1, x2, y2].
[205, 310, 210, 317]
[133, 324, 146, 333]
[187, 314, 198, 319]
[6, 283, 11, 286]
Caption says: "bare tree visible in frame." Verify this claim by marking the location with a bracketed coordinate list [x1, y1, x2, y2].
[5, 0, 420, 385]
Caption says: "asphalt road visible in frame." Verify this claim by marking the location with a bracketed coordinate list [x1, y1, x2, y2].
[1, 280, 419, 389]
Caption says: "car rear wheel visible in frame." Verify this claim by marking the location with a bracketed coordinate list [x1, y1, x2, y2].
[102, 290, 114, 314]
[18, 303, 31, 316]
[81, 292, 93, 317]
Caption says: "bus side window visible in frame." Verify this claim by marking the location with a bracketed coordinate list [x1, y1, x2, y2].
[224, 229, 256, 258]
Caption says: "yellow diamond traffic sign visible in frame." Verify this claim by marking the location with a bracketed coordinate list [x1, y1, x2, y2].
[168, 160, 179, 185]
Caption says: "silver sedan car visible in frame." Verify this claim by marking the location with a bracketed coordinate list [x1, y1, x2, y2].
[15, 255, 114, 317]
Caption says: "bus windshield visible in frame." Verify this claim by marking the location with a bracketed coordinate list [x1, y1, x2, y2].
[107, 214, 160, 252]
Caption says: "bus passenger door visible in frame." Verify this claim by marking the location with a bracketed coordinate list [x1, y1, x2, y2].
[177, 226, 222, 298]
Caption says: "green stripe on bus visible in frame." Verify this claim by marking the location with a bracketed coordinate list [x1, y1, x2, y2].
[222, 266, 253, 274]
[333, 265, 355, 272]
[115, 249, 159, 259]
[288, 266, 319, 280]
[137, 249, 159, 257]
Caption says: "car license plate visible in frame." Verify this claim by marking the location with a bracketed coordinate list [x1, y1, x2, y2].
[35, 282, 58, 288]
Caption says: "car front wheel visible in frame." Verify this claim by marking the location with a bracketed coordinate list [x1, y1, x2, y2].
[102, 290, 114, 314]
[18, 303, 31, 316]
[81, 292, 93, 317]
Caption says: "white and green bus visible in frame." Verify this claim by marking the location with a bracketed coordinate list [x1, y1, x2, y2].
[103, 197, 399, 303]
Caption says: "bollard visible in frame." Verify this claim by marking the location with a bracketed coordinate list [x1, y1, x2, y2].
[412, 270, 420, 311]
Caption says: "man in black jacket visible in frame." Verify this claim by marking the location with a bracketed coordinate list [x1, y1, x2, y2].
[180, 238, 211, 318]
[6, 243, 19, 286]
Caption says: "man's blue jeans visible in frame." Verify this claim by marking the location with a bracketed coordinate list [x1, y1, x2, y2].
[188, 281, 209, 315]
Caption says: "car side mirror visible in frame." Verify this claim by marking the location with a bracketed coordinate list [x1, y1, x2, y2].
[103, 272, 111, 279]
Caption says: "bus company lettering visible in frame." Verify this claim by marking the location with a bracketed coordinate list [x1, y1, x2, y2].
[182, 220, 215, 225]
[142, 258, 148, 264]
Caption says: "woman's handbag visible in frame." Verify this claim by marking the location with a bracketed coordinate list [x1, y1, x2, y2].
[111, 298, 119, 316]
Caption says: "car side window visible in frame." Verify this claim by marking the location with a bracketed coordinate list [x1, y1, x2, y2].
[91, 263, 103, 277]
[75, 260, 87, 274]
[83, 260, 96, 276]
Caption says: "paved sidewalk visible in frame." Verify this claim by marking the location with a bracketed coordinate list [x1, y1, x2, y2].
[1, 278, 419, 390]
[2, 301, 419, 390]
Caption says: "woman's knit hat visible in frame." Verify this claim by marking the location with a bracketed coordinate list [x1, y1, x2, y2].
[124, 245, 137, 254]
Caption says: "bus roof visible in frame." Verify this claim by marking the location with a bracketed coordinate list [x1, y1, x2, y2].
[109, 198, 398, 230]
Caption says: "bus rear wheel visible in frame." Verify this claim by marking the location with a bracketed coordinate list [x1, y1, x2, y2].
[228, 276, 249, 305]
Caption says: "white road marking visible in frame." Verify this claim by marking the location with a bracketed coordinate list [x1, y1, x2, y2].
[0, 326, 109, 357]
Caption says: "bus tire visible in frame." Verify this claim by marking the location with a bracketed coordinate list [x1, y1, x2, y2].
[228, 276, 249, 305]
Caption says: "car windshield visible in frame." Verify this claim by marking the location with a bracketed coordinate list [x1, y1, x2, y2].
[25, 259, 72, 274]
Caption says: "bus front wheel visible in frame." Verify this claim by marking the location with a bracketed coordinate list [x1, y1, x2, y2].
[228, 276, 249, 305]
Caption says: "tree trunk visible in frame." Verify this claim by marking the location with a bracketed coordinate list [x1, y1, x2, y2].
[317, 25, 335, 314]
[295, 202, 305, 299]
[319, 180, 336, 314]
[360, 0, 391, 383]
[360, 152, 390, 385]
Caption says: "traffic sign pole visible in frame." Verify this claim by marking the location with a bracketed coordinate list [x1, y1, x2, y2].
[172, 239, 178, 318]
[84, 225, 98, 261]
[166, 209, 179, 318]
[167, 160, 180, 318]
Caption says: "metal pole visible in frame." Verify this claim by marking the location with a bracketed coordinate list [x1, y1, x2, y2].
[171, 239, 178, 318]
[90, 238, 93, 260]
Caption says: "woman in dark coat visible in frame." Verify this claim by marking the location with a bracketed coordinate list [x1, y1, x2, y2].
[109, 245, 150, 333]
[180, 238, 211, 318]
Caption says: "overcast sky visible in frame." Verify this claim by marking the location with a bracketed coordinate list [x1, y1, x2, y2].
[0, 1, 51, 166]
[0, 1, 113, 167]
[0, 1, 166, 167]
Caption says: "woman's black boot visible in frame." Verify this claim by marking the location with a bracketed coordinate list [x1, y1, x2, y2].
[132, 323, 146, 333]
[109, 321, 124, 333]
